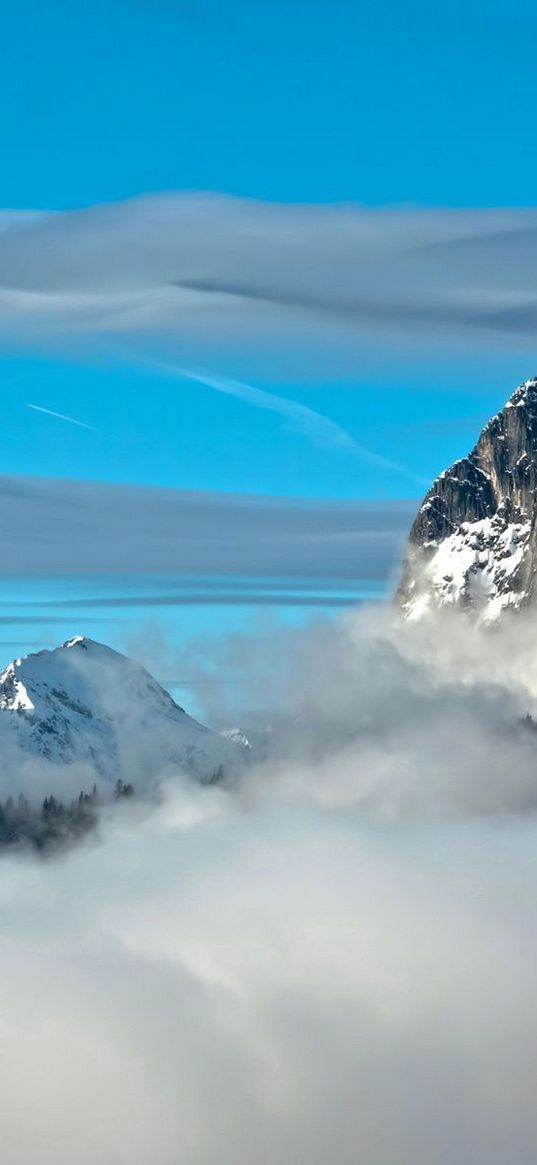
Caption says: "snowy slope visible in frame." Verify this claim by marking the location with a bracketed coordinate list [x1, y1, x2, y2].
[399, 378, 537, 622]
[0, 636, 244, 784]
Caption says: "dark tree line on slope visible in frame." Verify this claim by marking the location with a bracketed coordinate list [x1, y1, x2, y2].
[0, 779, 134, 853]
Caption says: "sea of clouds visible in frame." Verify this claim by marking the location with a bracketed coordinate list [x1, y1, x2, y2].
[2, 603, 537, 1164]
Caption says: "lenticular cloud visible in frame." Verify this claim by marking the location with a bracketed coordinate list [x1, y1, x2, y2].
[2, 195, 537, 372]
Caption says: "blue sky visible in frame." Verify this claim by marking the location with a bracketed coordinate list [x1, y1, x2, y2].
[1, 0, 537, 700]
[0, 354, 511, 498]
[3, 0, 537, 210]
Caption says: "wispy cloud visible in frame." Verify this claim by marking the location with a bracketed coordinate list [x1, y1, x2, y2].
[22, 590, 366, 610]
[27, 404, 99, 432]
[168, 367, 428, 485]
[0, 194, 528, 487]
[0, 194, 526, 482]
[167, 366, 355, 449]
[0, 475, 414, 580]
[1, 195, 537, 375]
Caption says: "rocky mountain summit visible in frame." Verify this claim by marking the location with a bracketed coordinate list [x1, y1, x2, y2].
[0, 636, 244, 785]
[399, 377, 537, 621]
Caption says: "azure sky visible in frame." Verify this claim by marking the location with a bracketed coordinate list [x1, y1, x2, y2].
[3, 0, 537, 210]
[1, 0, 537, 670]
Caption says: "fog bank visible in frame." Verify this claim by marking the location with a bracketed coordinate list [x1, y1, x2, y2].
[1, 605, 537, 1162]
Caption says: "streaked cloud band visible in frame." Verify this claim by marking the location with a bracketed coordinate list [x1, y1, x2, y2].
[1, 195, 537, 372]
[0, 475, 414, 582]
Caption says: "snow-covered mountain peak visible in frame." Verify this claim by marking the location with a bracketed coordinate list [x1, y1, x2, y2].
[504, 376, 537, 409]
[399, 377, 537, 621]
[0, 637, 244, 785]
[0, 636, 180, 718]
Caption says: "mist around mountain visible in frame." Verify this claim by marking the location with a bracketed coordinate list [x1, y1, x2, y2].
[5, 383, 537, 1161]
[0, 633, 247, 852]
[0, 634, 243, 780]
[4, 592, 537, 1165]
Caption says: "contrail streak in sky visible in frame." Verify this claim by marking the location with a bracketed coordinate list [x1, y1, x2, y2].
[162, 365, 428, 486]
[27, 403, 99, 432]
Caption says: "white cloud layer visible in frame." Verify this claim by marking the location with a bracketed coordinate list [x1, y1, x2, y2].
[2, 606, 537, 1163]
[2, 195, 537, 373]
[0, 475, 412, 581]
[4, 791, 537, 1165]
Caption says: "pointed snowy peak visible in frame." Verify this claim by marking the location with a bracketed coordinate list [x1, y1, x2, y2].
[399, 377, 537, 622]
[0, 637, 244, 785]
[503, 376, 537, 410]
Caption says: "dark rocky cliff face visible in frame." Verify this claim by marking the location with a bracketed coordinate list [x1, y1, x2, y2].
[399, 378, 537, 620]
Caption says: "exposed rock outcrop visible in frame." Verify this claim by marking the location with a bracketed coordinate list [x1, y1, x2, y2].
[399, 378, 537, 621]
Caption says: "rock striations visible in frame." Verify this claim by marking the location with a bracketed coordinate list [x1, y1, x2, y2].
[399, 377, 537, 622]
